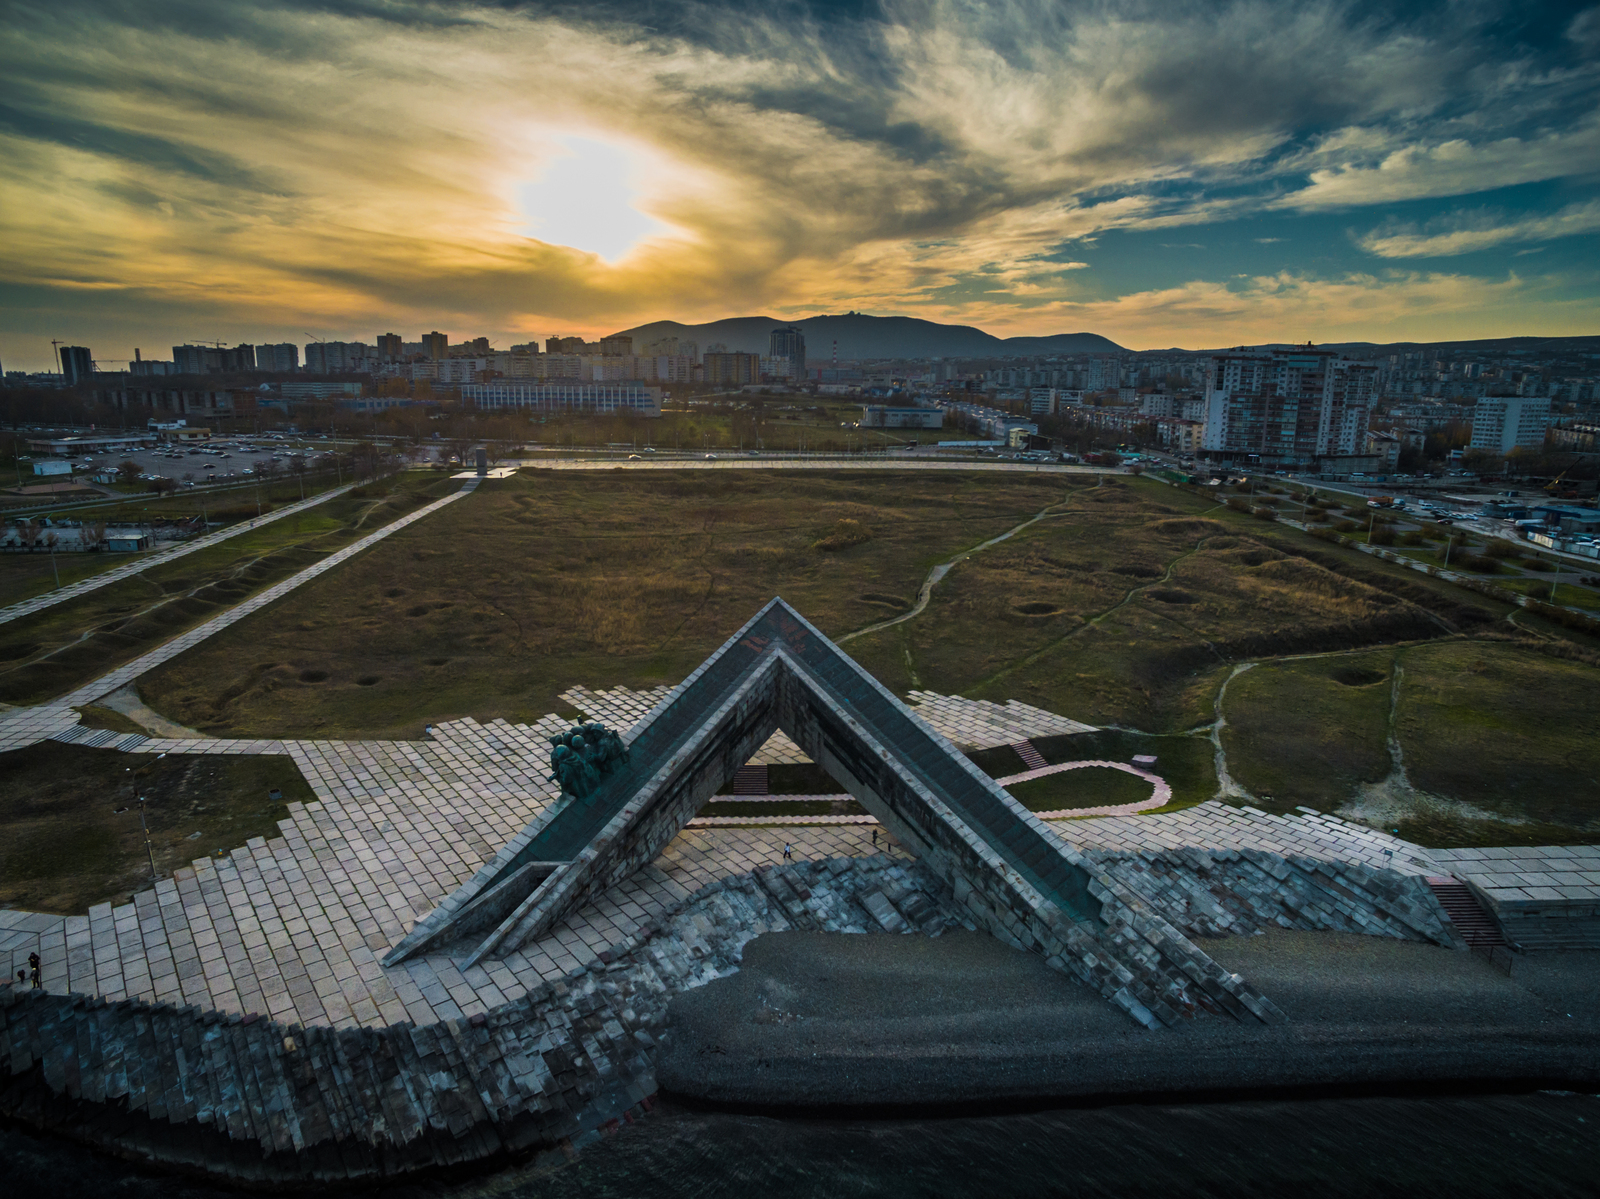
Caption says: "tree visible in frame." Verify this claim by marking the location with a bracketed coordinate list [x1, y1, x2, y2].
[149, 477, 177, 495]
[21, 517, 42, 548]
[116, 459, 140, 481]
[83, 520, 107, 549]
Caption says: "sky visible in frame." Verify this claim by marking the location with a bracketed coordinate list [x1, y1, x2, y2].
[1, 0, 1598, 369]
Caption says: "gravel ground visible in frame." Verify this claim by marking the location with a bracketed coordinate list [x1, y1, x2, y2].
[658, 929, 1600, 1109]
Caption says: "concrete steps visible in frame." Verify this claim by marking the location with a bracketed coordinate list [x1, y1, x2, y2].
[1011, 740, 1047, 770]
[1428, 878, 1505, 948]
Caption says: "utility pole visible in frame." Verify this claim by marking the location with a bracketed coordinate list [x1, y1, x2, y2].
[1551, 554, 1562, 603]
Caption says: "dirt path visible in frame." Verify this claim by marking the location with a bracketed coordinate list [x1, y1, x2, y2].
[836, 500, 1077, 645]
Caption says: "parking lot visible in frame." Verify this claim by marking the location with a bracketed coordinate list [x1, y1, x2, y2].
[33, 434, 340, 489]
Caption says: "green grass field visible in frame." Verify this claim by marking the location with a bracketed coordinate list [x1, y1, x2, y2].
[1221, 650, 1397, 812]
[0, 473, 456, 707]
[0, 742, 315, 914]
[140, 469, 1087, 738]
[1005, 767, 1154, 811]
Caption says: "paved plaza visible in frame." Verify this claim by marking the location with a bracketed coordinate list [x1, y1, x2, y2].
[8, 688, 1579, 1032]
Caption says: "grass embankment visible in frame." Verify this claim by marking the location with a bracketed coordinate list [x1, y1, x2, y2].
[1214, 639, 1600, 845]
[0, 477, 350, 612]
[140, 470, 1088, 738]
[0, 743, 315, 914]
[847, 479, 1491, 733]
[1221, 651, 1396, 812]
[0, 473, 455, 707]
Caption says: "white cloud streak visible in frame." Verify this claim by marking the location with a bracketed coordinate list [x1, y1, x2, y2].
[1357, 200, 1600, 257]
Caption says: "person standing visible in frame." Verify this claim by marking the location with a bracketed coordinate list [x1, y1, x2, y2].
[782, 843, 792, 861]
[28, 952, 41, 989]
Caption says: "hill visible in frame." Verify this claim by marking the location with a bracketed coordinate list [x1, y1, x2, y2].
[610, 313, 1123, 360]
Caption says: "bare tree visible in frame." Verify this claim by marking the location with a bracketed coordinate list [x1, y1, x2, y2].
[83, 520, 107, 549]
[21, 517, 42, 548]
[116, 459, 140, 482]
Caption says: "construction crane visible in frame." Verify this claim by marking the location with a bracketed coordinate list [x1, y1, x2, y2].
[189, 338, 228, 348]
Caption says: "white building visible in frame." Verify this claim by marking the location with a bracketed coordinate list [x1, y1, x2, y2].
[1470, 396, 1551, 454]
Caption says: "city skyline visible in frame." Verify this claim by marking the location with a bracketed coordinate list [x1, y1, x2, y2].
[2, 0, 1599, 370]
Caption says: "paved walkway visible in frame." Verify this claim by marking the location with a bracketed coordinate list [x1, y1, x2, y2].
[0, 479, 479, 753]
[0, 482, 357, 629]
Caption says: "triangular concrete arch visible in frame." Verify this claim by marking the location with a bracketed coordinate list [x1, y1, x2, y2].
[385, 599, 1283, 1029]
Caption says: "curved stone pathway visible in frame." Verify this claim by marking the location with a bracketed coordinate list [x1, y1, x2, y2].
[0, 481, 358, 629]
[994, 759, 1172, 818]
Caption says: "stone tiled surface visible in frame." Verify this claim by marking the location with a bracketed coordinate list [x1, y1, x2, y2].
[907, 690, 1096, 747]
[1057, 801, 1443, 876]
[0, 482, 357, 630]
[0, 715, 907, 1031]
[562, 684, 814, 764]
[564, 683, 1096, 764]
[1429, 846, 1600, 903]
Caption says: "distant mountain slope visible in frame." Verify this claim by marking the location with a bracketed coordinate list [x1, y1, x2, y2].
[611, 313, 1123, 359]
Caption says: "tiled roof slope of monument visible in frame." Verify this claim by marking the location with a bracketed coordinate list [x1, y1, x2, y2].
[387, 600, 1297, 1030]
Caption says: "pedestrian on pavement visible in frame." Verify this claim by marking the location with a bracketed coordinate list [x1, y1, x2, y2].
[28, 952, 41, 989]
[782, 843, 792, 860]
[871, 828, 878, 846]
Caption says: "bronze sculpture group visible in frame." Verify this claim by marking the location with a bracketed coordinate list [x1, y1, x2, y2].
[548, 721, 630, 799]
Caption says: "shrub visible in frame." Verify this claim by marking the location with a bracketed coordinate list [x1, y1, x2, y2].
[1398, 531, 1425, 546]
[1525, 559, 1554, 572]
[1226, 496, 1252, 513]
[1482, 541, 1515, 559]
[1368, 526, 1397, 546]
[813, 518, 873, 551]
[1335, 520, 1363, 534]
[1251, 506, 1277, 521]
[1461, 554, 1500, 572]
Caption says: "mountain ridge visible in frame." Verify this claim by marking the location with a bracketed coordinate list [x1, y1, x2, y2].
[609, 313, 1123, 359]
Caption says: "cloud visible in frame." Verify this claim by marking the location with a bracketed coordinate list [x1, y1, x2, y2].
[1280, 123, 1600, 211]
[0, 0, 1598, 367]
[1356, 200, 1600, 257]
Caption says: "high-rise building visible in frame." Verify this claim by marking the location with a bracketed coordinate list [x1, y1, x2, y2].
[769, 326, 806, 381]
[257, 343, 300, 372]
[703, 352, 760, 386]
[1470, 396, 1552, 454]
[377, 333, 403, 361]
[223, 344, 256, 372]
[546, 336, 589, 354]
[59, 345, 94, 384]
[173, 345, 219, 374]
[599, 335, 633, 357]
[1199, 346, 1375, 462]
[422, 331, 449, 360]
